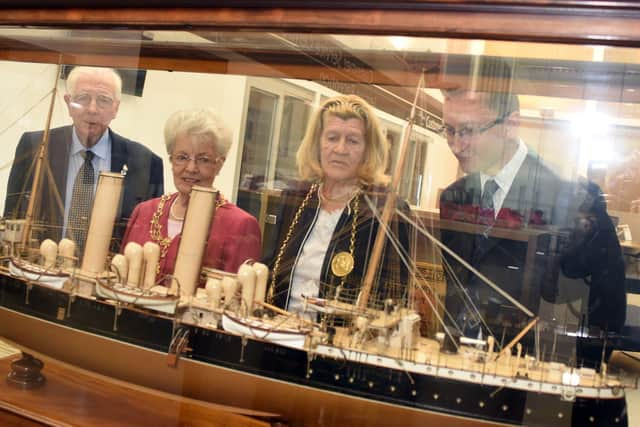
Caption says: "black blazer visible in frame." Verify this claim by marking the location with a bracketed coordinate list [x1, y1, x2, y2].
[4, 125, 164, 244]
[439, 153, 626, 336]
[264, 181, 411, 312]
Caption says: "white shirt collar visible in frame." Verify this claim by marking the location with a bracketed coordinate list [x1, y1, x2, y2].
[480, 138, 527, 195]
[71, 127, 110, 160]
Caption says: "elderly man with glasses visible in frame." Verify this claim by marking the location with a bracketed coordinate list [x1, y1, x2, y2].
[4, 66, 164, 258]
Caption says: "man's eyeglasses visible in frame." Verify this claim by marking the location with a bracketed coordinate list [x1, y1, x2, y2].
[437, 116, 507, 140]
[171, 153, 220, 169]
[71, 93, 115, 109]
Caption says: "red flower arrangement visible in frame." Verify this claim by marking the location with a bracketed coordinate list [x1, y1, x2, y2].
[440, 202, 525, 229]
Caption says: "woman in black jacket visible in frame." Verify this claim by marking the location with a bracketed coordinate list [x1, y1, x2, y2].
[264, 94, 411, 318]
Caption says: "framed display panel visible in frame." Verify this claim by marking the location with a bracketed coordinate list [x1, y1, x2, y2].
[1, 2, 640, 427]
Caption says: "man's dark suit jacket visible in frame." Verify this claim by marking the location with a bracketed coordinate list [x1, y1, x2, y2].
[439, 153, 626, 344]
[4, 125, 164, 245]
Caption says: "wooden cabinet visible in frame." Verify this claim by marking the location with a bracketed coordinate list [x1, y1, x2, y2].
[2, 2, 640, 426]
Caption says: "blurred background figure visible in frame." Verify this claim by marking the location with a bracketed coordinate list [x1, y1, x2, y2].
[605, 148, 640, 212]
[438, 55, 627, 426]
[438, 56, 625, 349]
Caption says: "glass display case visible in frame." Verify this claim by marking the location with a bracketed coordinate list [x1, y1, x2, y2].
[1, 2, 640, 426]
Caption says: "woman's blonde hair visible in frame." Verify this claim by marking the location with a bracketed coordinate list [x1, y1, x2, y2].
[296, 94, 389, 185]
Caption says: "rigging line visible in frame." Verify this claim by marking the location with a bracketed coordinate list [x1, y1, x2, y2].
[411, 272, 463, 350]
[535, 320, 541, 362]
[417, 255, 469, 337]
[0, 88, 54, 139]
[361, 194, 412, 298]
[410, 208, 497, 339]
[0, 64, 53, 120]
[395, 208, 534, 318]
[361, 197, 415, 281]
[436, 243, 477, 320]
[435, 238, 496, 337]
[409, 206, 419, 311]
[411, 209, 442, 310]
[438, 247, 498, 342]
[0, 77, 64, 172]
[361, 194, 413, 268]
[363, 197, 450, 324]
[361, 194, 462, 350]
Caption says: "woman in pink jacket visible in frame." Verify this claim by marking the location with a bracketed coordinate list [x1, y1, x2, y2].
[122, 107, 261, 281]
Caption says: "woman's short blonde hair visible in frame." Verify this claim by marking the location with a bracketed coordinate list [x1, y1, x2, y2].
[296, 94, 389, 185]
[164, 107, 233, 157]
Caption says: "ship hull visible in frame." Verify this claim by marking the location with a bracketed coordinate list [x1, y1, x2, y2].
[0, 275, 626, 426]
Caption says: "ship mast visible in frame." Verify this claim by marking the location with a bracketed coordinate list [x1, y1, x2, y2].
[357, 72, 424, 310]
[21, 62, 62, 247]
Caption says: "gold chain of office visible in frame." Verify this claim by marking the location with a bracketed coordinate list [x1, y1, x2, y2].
[267, 182, 360, 303]
[149, 192, 227, 272]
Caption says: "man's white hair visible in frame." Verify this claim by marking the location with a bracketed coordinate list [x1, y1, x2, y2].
[66, 66, 123, 100]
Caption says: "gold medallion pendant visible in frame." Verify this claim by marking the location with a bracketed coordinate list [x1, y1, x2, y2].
[331, 251, 354, 277]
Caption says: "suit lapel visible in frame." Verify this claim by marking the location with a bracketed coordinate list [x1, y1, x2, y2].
[49, 126, 72, 203]
[501, 154, 535, 217]
[110, 130, 128, 174]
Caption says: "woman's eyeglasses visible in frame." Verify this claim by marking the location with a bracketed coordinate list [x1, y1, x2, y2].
[171, 153, 220, 169]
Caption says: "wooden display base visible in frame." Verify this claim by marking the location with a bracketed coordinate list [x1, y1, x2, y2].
[0, 339, 284, 427]
[0, 408, 44, 426]
[0, 307, 502, 427]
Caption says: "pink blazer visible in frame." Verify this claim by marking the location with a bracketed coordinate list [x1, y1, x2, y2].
[122, 192, 261, 280]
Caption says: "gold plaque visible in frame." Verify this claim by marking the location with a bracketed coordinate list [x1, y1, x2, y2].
[331, 251, 354, 277]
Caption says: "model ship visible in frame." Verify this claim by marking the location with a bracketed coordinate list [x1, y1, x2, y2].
[2, 168, 636, 426]
[0, 76, 637, 427]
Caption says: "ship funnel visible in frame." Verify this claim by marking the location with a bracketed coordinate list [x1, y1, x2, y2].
[81, 172, 124, 273]
[172, 186, 217, 296]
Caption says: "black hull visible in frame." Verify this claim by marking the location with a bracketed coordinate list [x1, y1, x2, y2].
[0, 275, 627, 426]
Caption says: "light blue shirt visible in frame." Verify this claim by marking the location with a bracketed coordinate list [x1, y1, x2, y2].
[62, 127, 112, 235]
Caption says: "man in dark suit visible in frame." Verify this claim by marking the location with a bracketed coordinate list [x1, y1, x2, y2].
[437, 58, 626, 354]
[4, 66, 164, 252]
[438, 58, 628, 426]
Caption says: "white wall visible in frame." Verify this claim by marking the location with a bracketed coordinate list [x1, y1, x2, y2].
[0, 63, 69, 214]
[114, 69, 248, 200]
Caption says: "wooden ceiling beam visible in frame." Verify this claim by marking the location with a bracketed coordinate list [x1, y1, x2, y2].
[2, 6, 640, 47]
